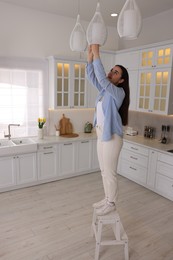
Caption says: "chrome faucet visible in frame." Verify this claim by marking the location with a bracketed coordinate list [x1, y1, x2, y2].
[4, 124, 20, 139]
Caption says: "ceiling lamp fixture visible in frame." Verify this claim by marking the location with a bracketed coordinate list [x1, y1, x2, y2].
[70, 1, 87, 52]
[117, 0, 142, 40]
[86, 2, 107, 46]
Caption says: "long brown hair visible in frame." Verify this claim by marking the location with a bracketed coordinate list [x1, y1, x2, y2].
[116, 65, 130, 126]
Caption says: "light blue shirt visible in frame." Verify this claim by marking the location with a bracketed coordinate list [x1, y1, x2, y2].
[86, 58, 125, 141]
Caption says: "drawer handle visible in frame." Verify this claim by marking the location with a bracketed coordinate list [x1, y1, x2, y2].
[131, 147, 138, 151]
[130, 156, 138, 160]
[130, 166, 137, 171]
[44, 152, 54, 155]
[43, 146, 53, 149]
[81, 141, 89, 143]
[64, 143, 72, 145]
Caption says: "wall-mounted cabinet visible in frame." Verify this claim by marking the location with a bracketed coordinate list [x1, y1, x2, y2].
[115, 51, 139, 111]
[137, 67, 173, 114]
[48, 56, 87, 109]
[139, 44, 173, 69]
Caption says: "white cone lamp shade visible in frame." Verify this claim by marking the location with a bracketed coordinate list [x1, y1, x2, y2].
[117, 0, 142, 40]
[70, 14, 87, 52]
[86, 2, 107, 45]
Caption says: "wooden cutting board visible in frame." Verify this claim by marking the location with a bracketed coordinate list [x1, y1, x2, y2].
[59, 114, 78, 137]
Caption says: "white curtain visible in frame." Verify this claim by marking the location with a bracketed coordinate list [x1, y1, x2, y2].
[0, 57, 48, 138]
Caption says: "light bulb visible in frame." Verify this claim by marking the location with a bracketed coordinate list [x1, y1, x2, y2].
[117, 0, 142, 40]
[86, 2, 107, 45]
[70, 14, 87, 52]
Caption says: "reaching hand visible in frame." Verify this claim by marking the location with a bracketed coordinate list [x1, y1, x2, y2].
[87, 45, 93, 63]
[91, 44, 100, 60]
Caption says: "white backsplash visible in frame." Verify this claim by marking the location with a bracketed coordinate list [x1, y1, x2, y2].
[48, 108, 95, 136]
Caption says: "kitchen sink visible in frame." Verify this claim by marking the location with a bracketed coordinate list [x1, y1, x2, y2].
[0, 139, 15, 147]
[0, 138, 37, 156]
[12, 138, 35, 145]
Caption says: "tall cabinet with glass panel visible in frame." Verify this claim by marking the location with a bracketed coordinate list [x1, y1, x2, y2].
[137, 44, 173, 115]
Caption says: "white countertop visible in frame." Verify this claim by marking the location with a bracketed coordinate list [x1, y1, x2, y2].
[33, 132, 173, 155]
[123, 134, 173, 154]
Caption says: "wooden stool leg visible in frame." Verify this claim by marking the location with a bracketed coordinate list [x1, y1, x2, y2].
[124, 240, 129, 260]
[95, 220, 103, 260]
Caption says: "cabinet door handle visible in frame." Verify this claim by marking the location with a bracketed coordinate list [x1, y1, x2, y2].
[131, 146, 138, 151]
[130, 166, 137, 171]
[44, 152, 54, 155]
[81, 141, 89, 143]
[43, 146, 53, 149]
[130, 156, 138, 160]
[64, 143, 72, 145]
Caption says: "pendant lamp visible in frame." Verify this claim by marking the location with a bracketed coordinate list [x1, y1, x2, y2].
[86, 2, 107, 46]
[117, 0, 142, 40]
[70, 14, 87, 51]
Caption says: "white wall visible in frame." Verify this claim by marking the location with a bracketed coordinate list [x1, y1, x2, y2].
[118, 9, 173, 49]
[0, 2, 119, 59]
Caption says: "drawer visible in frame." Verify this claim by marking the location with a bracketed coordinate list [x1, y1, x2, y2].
[120, 159, 147, 185]
[123, 141, 149, 156]
[158, 152, 173, 166]
[157, 161, 173, 179]
[155, 173, 173, 200]
[38, 144, 56, 152]
[121, 149, 148, 168]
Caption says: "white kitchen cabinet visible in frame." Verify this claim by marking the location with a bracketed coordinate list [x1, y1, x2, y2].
[115, 50, 139, 70]
[37, 144, 57, 180]
[119, 141, 149, 186]
[139, 44, 173, 69]
[115, 50, 139, 111]
[100, 52, 116, 74]
[48, 56, 87, 109]
[137, 67, 173, 114]
[59, 141, 76, 177]
[147, 150, 158, 189]
[0, 152, 37, 190]
[16, 153, 37, 185]
[155, 152, 173, 200]
[0, 156, 16, 189]
[76, 140, 92, 173]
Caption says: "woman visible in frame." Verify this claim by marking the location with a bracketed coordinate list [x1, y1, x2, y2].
[86, 44, 130, 216]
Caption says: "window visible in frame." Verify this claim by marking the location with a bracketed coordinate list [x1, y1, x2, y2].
[0, 58, 48, 138]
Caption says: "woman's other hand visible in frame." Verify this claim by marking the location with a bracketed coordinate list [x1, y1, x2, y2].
[87, 45, 93, 63]
[92, 44, 100, 60]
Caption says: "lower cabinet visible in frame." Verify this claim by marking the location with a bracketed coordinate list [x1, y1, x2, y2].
[0, 153, 37, 190]
[37, 144, 57, 180]
[76, 140, 92, 173]
[118, 141, 149, 186]
[155, 152, 173, 200]
[59, 142, 76, 177]
[16, 153, 37, 184]
[0, 156, 16, 188]
[118, 140, 173, 202]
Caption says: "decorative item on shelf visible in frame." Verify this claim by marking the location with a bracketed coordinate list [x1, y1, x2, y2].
[86, 2, 107, 46]
[38, 117, 46, 139]
[117, 0, 142, 40]
[70, 0, 87, 52]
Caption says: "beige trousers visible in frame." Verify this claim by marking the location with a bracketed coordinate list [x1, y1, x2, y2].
[96, 126, 123, 204]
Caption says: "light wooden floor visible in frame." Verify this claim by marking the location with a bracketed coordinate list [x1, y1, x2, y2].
[0, 172, 173, 260]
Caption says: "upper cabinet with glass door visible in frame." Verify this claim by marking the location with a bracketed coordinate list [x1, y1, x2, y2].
[139, 44, 173, 69]
[48, 56, 87, 109]
[137, 67, 173, 115]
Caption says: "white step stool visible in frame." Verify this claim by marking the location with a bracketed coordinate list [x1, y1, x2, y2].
[91, 208, 129, 260]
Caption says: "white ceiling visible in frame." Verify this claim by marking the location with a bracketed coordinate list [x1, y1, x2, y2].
[0, 0, 173, 26]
